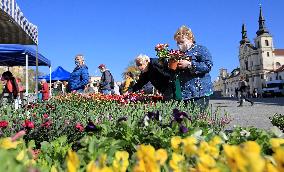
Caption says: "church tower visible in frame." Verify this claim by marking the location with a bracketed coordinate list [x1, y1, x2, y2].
[254, 5, 274, 71]
[239, 23, 255, 80]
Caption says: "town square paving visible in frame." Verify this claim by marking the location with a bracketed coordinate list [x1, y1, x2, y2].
[210, 97, 284, 130]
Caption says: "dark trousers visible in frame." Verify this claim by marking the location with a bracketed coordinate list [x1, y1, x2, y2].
[239, 91, 253, 106]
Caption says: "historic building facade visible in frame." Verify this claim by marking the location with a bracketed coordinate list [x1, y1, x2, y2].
[214, 6, 284, 97]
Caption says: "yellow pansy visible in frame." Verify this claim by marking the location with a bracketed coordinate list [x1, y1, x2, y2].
[198, 153, 216, 168]
[169, 153, 184, 172]
[137, 144, 156, 161]
[241, 141, 261, 154]
[171, 136, 183, 152]
[197, 153, 220, 172]
[183, 136, 198, 155]
[198, 141, 210, 155]
[183, 136, 197, 145]
[133, 160, 146, 172]
[273, 147, 284, 172]
[240, 141, 265, 172]
[264, 160, 278, 172]
[209, 136, 223, 146]
[208, 145, 220, 159]
[112, 151, 129, 172]
[98, 154, 107, 168]
[87, 161, 98, 172]
[100, 167, 113, 172]
[135, 145, 159, 172]
[0, 137, 22, 149]
[270, 138, 284, 151]
[66, 149, 79, 172]
[155, 149, 168, 165]
[197, 163, 220, 172]
[223, 144, 247, 172]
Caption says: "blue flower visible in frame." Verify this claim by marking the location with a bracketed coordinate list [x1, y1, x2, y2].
[179, 125, 189, 133]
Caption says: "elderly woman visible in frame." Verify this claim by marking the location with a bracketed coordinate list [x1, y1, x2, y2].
[40, 79, 49, 101]
[131, 54, 173, 100]
[173, 25, 213, 110]
[68, 54, 89, 93]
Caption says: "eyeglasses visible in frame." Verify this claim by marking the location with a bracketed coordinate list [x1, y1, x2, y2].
[176, 32, 190, 36]
[136, 63, 143, 67]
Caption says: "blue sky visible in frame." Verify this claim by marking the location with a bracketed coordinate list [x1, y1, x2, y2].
[17, 0, 284, 81]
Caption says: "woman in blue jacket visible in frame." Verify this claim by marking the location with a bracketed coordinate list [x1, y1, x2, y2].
[173, 25, 213, 111]
[68, 54, 89, 93]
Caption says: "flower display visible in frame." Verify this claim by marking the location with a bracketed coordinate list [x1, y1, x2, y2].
[75, 123, 84, 132]
[22, 120, 35, 129]
[0, 120, 8, 128]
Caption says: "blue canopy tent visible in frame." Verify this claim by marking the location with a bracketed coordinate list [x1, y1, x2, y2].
[39, 66, 70, 81]
[0, 44, 51, 96]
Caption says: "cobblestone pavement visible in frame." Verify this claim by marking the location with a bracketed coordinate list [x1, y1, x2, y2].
[209, 97, 284, 130]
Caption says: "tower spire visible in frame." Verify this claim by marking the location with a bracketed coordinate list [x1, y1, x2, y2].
[240, 23, 250, 45]
[256, 5, 269, 36]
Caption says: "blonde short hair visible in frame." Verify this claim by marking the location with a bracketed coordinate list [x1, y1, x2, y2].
[135, 54, 150, 63]
[174, 25, 195, 42]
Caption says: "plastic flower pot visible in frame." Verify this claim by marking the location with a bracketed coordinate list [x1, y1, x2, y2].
[168, 59, 179, 70]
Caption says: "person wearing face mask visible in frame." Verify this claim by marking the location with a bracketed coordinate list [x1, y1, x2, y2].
[130, 54, 173, 100]
[173, 25, 213, 111]
[68, 54, 89, 93]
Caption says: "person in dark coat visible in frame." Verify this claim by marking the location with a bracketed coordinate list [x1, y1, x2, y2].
[0, 71, 19, 104]
[98, 64, 114, 95]
[131, 54, 173, 100]
[172, 25, 214, 111]
[238, 77, 254, 107]
[68, 54, 89, 93]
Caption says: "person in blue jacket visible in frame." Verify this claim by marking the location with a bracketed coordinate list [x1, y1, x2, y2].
[68, 54, 89, 93]
[173, 25, 213, 111]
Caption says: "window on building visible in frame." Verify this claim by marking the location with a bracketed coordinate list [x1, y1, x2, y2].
[276, 76, 278, 80]
[279, 76, 282, 80]
[261, 74, 264, 79]
[252, 77, 254, 82]
[245, 61, 248, 70]
[270, 77, 272, 81]
[265, 40, 269, 46]
[257, 41, 260, 48]
[267, 52, 270, 57]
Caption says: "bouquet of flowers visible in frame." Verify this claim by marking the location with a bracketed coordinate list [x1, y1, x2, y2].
[155, 44, 189, 70]
[155, 43, 170, 59]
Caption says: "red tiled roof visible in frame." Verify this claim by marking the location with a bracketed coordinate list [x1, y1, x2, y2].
[274, 49, 284, 56]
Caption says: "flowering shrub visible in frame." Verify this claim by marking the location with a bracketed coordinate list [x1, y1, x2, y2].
[270, 113, 284, 131]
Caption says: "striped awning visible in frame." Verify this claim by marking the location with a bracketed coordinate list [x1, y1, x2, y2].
[0, 0, 38, 45]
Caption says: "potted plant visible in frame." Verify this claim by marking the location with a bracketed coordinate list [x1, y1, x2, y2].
[155, 44, 189, 71]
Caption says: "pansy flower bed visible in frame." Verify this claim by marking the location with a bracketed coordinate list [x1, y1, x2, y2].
[0, 93, 283, 171]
